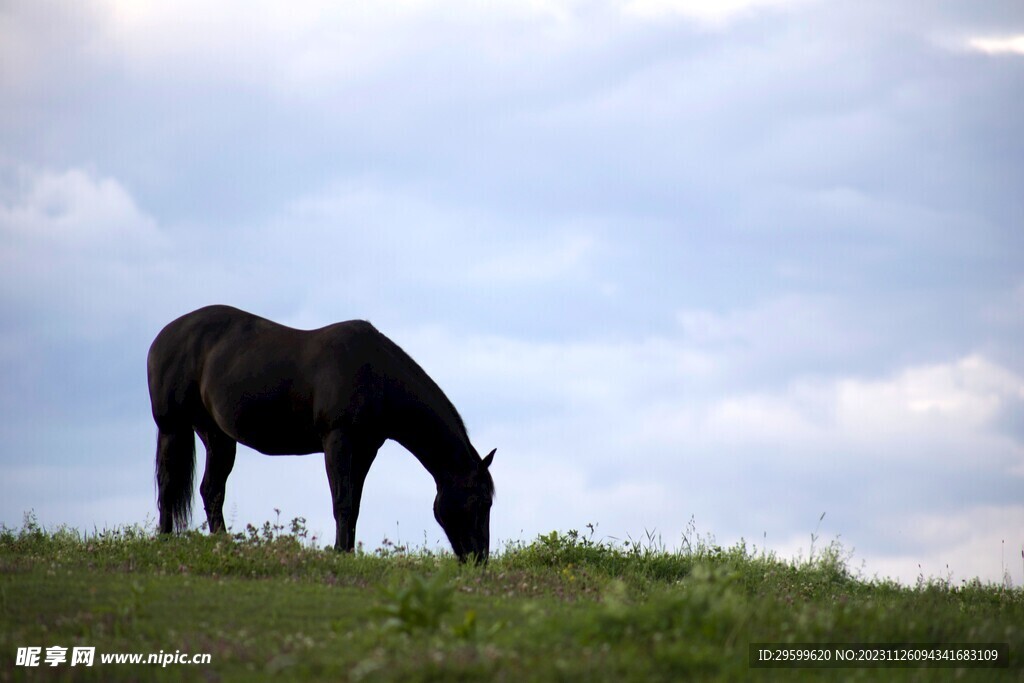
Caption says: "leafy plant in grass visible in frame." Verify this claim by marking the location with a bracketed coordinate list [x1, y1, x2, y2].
[375, 572, 456, 634]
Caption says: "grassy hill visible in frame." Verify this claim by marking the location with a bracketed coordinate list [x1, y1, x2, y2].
[1, 514, 1021, 681]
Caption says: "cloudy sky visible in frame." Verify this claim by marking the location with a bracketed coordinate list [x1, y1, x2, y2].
[1, 0, 1022, 584]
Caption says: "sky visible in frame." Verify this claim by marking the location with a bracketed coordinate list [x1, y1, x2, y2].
[1, 0, 1022, 585]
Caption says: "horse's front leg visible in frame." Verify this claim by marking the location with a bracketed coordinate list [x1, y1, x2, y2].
[323, 430, 378, 551]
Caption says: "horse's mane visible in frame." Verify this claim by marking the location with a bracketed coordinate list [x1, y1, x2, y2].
[372, 330, 463, 428]
[367, 323, 495, 497]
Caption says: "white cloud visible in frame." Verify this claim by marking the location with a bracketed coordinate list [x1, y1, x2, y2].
[968, 35, 1024, 56]
[836, 355, 1024, 438]
[0, 166, 270, 345]
[0, 167, 165, 252]
[676, 294, 874, 359]
[0, 167, 173, 338]
[214, 179, 625, 334]
[702, 391, 825, 445]
[87, 0, 600, 95]
[623, 0, 812, 25]
[860, 505, 1024, 586]
[397, 326, 718, 416]
[468, 232, 597, 285]
[100, 1, 403, 88]
[639, 353, 1024, 461]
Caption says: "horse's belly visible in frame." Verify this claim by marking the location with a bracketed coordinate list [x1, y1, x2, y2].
[240, 436, 322, 456]
[213, 393, 323, 456]
[229, 411, 322, 455]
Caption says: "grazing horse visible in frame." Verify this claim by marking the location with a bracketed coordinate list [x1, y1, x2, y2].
[147, 305, 495, 562]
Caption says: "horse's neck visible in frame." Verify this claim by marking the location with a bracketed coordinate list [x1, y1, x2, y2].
[386, 382, 474, 483]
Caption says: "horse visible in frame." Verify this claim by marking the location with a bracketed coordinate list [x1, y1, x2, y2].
[146, 305, 495, 562]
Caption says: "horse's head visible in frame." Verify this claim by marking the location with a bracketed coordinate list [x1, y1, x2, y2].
[434, 448, 495, 563]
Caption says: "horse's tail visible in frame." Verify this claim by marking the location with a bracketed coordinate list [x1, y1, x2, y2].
[155, 428, 196, 533]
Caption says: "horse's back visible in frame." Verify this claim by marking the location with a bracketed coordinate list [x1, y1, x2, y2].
[147, 306, 280, 422]
[150, 306, 263, 379]
[147, 306, 387, 447]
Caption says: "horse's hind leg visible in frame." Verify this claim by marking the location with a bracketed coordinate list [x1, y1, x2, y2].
[197, 427, 237, 534]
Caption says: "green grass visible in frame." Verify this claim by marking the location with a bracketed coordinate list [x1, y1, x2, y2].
[1, 513, 1021, 681]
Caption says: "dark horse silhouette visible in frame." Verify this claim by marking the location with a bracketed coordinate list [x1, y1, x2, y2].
[147, 305, 495, 562]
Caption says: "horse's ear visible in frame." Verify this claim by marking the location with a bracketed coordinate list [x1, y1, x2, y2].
[482, 448, 496, 468]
